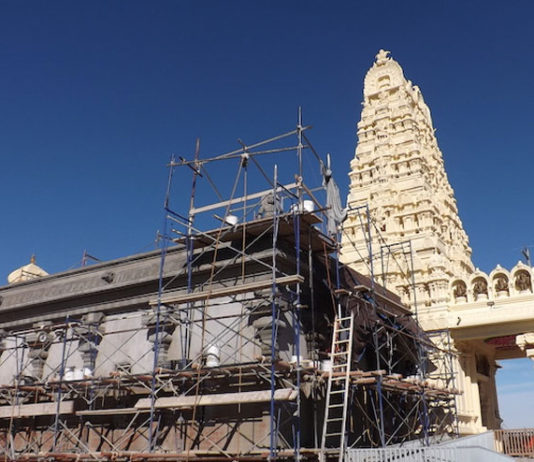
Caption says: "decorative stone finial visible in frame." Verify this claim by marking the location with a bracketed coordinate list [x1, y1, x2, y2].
[376, 49, 391, 64]
[30, 254, 36, 264]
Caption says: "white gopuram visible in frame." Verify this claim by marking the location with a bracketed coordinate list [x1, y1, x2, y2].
[342, 50, 534, 434]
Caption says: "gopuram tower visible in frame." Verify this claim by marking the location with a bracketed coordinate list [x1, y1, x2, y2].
[341, 51, 507, 435]
[341, 49, 474, 310]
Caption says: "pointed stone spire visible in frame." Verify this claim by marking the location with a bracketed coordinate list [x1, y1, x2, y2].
[341, 51, 474, 309]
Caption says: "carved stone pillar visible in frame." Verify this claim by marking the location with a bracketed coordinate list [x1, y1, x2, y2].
[454, 342, 486, 434]
[415, 283, 428, 309]
[147, 330, 173, 369]
[75, 313, 105, 377]
[432, 280, 449, 305]
[248, 298, 291, 360]
[252, 316, 285, 358]
[144, 309, 174, 370]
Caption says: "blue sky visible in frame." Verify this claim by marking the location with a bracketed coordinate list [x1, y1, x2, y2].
[497, 358, 534, 428]
[1, 0, 533, 428]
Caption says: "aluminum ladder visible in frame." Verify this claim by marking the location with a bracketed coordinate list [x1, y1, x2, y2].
[320, 312, 354, 462]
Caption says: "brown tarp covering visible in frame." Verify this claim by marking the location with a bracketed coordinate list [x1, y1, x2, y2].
[336, 264, 428, 370]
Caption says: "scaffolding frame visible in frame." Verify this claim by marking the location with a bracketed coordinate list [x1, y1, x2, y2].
[339, 206, 459, 450]
[0, 115, 459, 462]
[0, 115, 334, 461]
[146, 112, 336, 461]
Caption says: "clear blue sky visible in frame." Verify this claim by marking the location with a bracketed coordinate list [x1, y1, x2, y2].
[1, 0, 533, 428]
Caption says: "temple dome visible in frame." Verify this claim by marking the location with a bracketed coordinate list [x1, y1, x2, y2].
[7, 255, 49, 284]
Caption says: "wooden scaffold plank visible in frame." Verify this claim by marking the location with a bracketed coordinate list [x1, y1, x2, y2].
[135, 388, 297, 410]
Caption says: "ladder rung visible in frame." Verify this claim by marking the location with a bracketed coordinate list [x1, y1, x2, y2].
[331, 351, 348, 356]
[334, 339, 350, 344]
[336, 328, 351, 332]
[330, 390, 345, 394]
[327, 418, 344, 422]
[337, 316, 353, 322]
[325, 432, 343, 437]
[328, 404, 345, 408]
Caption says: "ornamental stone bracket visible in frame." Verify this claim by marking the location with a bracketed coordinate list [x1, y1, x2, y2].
[26, 321, 54, 380]
[516, 332, 534, 360]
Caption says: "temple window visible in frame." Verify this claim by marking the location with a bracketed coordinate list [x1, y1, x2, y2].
[378, 75, 390, 89]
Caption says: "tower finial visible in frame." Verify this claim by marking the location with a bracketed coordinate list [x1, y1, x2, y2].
[30, 254, 36, 264]
[376, 49, 391, 64]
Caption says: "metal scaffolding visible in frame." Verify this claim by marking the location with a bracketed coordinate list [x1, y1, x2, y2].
[147, 113, 324, 460]
[339, 207, 459, 449]
[0, 115, 458, 462]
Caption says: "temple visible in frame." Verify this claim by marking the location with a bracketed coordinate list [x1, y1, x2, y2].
[1, 49, 534, 461]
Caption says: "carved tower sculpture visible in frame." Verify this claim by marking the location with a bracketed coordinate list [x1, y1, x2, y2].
[341, 50, 474, 310]
[341, 50, 507, 435]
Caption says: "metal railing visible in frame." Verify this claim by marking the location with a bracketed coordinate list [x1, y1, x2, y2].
[346, 429, 534, 461]
[346, 445, 513, 462]
[495, 428, 534, 458]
